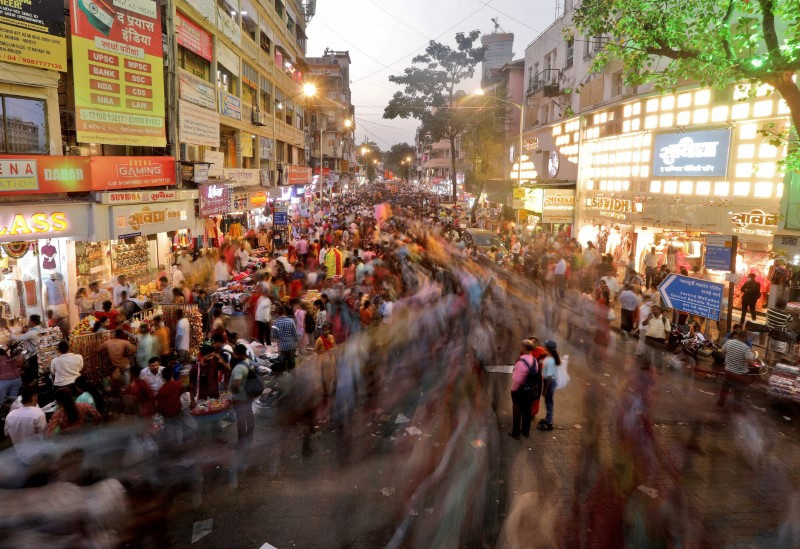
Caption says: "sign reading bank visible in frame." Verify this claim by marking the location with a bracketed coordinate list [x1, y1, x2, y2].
[652, 128, 731, 178]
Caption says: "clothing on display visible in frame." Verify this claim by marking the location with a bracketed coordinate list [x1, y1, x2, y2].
[41, 241, 57, 270]
[0, 273, 21, 319]
[44, 273, 67, 306]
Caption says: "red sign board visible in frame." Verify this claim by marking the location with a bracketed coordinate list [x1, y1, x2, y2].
[0, 155, 176, 194]
[176, 12, 213, 61]
[286, 166, 312, 185]
[312, 167, 331, 176]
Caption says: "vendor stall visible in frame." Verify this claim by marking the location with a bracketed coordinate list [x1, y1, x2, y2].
[768, 363, 800, 407]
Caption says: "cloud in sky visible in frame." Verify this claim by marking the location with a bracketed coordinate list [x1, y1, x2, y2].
[306, 0, 559, 148]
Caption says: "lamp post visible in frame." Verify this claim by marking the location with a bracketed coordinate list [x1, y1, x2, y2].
[474, 89, 525, 192]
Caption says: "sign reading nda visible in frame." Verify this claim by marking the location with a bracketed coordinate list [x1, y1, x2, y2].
[71, 0, 166, 146]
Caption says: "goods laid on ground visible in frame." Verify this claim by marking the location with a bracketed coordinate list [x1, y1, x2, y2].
[768, 363, 800, 404]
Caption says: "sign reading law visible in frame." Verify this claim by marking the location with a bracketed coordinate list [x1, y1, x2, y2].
[0, 0, 66, 70]
[70, 0, 166, 146]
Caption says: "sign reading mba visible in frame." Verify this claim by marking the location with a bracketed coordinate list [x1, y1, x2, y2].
[652, 128, 731, 178]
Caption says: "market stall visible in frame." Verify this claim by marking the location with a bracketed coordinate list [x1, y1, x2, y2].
[768, 363, 800, 408]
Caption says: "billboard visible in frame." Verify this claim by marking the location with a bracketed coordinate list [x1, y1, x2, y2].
[70, 0, 166, 146]
[176, 12, 212, 61]
[178, 99, 220, 147]
[0, 0, 66, 71]
[652, 128, 731, 178]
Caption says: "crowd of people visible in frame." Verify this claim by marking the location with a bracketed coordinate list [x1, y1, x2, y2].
[0, 187, 792, 547]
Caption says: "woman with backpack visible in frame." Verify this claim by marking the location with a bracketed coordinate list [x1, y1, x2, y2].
[509, 339, 541, 440]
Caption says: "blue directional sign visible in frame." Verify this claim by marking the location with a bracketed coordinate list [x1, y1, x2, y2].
[658, 274, 725, 320]
[705, 234, 733, 271]
[273, 211, 288, 226]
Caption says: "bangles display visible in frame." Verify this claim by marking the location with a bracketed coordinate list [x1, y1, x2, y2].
[36, 327, 64, 386]
[69, 331, 113, 384]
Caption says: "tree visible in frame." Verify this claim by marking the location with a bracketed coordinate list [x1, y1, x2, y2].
[385, 142, 417, 176]
[357, 140, 382, 183]
[384, 31, 486, 202]
[572, 0, 800, 169]
[460, 91, 506, 219]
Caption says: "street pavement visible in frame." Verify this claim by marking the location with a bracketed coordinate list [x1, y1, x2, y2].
[161, 312, 800, 548]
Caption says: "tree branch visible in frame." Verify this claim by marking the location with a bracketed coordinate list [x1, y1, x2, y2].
[757, 0, 782, 61]
[720, 0, 736, 61]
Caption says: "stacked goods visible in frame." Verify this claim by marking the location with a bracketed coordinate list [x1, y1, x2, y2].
[768, 363, 800, 403]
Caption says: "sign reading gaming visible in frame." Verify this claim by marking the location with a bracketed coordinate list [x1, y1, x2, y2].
[652, 129, 731, 178]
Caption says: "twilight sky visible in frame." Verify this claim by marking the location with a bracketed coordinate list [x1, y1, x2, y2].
[306, 0, 559, 149]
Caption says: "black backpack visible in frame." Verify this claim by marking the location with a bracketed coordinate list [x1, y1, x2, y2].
[519, 356, 542, 399]
[244, 362, 266, 398]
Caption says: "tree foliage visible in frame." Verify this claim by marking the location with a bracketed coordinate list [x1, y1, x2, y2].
[385, 143, 416, 174]
[384, 31, 486, 201]
[572, 0, 800, 169]
[356, 140, 382, 183]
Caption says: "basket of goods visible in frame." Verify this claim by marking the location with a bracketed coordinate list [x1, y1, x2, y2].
[70, 316, 96, 337]
[190, 397, 231, 421]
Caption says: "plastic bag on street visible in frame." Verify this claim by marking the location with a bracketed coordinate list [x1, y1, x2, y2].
[555, 355, 570, 391]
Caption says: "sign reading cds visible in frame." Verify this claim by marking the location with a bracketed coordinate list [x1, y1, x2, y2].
[652, 128, 731, 178]
[0, 0, 67, 71]
[70, 0, 166, 146]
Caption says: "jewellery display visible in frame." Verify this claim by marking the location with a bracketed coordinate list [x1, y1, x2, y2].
[68, 331, 113, 385]
[111, 238, 150, 280]
[36, 327, 64, 386]
[75, 242, 111, 289]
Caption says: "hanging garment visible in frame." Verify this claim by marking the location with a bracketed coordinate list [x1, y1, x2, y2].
[44, 276, 66, 305]
[324, 248, 343, 279]
[0, 278, 20, 318]
[41, 243, 57, 270]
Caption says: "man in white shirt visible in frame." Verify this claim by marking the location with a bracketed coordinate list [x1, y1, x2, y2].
[641, 305, 671, 370]
[618, 284, 641, 334]
[50, 340, 84, 389]
[214, 258, 229, 288]
[174, 309, 191, 362]
[255, 294, 272, 345]
[171, 265, 186, 288]
[4, 386, 46, 465]
[554, 255, 568, 298]
[141, 357, 165, 394]
[234, 244, 250, 272]
[113, 275, 136, 307]
[643, 247, 658, 289]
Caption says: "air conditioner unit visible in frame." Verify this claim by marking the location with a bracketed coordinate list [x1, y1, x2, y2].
[251, 107, 266, 126]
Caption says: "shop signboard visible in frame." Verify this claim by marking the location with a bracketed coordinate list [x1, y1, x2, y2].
[199, 184, 231, 216]
[178, 69, 216, 110]
[216, 6, 240, 46]
[179, 100, 220, 147]
[729, 209, 778, 238]
[313, 167, 331, 176]
[216, 41, 239, 76]
[286, 166, 312, 185]
[0, 156, 91, 194]
[584, 195, 637, 222]
[704, 234, 735, 271]
[652, 128, 731, 178]
[185, 0, 215, 24]
[220, 92, 241, 120]
[70, 0, 166, 146]
[110, 200, 194, 238]
[773, 234, 800, 264]
[90, 156, 176, 189]
[0, 0, 66, 71]
[176, 12, 212, 61]
[94, 189, 197, 204]
[0, 203, 92, 243]
[0, 155, 175, 194]
[249, 191, 267, 209]
[542, 189, 576, 224]
[222, 168, 260, 186]
[231, 191, 248, 211]
[658, 274, 725, 321]
[204, 151, 224, 177]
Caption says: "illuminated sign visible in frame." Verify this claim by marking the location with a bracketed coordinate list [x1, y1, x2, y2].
[542, 189, 576, 224]
[94, 189, 197, 204]
[586, 196, 634, 213]
[730, 209, 778, 237]
[110, 200, 195, 238]
[0, 203, 92, 243]
[652, 129, 731, 177]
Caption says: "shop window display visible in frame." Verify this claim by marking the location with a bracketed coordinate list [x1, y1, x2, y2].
[0, 240, 69, 324]
[75, 242, 112, 290]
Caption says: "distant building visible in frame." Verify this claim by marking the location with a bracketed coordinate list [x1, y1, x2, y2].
[6, 118, 41, 153]
[481, 29, 514, 86]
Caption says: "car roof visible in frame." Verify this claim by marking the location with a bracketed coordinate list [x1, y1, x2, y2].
[463, 228, 496, 235]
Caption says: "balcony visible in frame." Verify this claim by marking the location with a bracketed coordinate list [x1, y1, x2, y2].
[527, 69, 561, 97]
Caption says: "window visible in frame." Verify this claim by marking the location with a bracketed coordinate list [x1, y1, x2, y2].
[178, 46, 210, 79]
[275, 0, 284, 18]
[0, 95, 47, 154]
[260, 30, 271, 55]
[260, 77, 273, 114]
[217, 66, 237, 95]
[613, 71, 624, 96]
[565, 39, 574, 69]
[242, 62, 258, 105]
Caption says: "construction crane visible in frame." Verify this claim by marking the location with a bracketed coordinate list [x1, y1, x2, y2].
[491, 17, 506, 34]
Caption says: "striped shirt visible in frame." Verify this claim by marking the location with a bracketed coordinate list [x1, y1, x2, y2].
[766, 308, 793, 331]
[722, 338, 753, 374]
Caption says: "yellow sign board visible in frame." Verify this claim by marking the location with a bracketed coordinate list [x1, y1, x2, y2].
[0, 0, 67, 71]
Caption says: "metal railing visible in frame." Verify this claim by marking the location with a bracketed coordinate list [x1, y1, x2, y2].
[527, 69, 561, 95]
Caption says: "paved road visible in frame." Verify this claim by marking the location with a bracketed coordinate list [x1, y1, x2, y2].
[160, 321, 800, 548]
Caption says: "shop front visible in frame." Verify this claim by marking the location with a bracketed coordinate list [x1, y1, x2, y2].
[0, 202, 95, 328]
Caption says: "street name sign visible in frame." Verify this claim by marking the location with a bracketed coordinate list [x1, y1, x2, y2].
[705, 234, 734, 271]
[658, 274, 725, 320]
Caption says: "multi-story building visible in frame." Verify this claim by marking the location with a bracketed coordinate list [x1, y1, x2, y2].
[512, 0, 793, 313]
[480, 25, 514, 86]
[0, 0, 320, 331]
[306, 49, 356, 191]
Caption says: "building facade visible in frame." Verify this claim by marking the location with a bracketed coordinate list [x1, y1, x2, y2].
[306, 49, 356, 192]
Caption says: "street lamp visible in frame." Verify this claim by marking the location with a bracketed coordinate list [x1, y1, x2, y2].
[474, 88, 525, 192]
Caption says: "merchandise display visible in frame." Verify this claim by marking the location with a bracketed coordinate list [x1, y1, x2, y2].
[75, 242, 111, 289]
[768, 363, 800, 404]
[112, 238, 151, 280]
[69, 331, 113, 384]
[36, 327, 64, 385]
